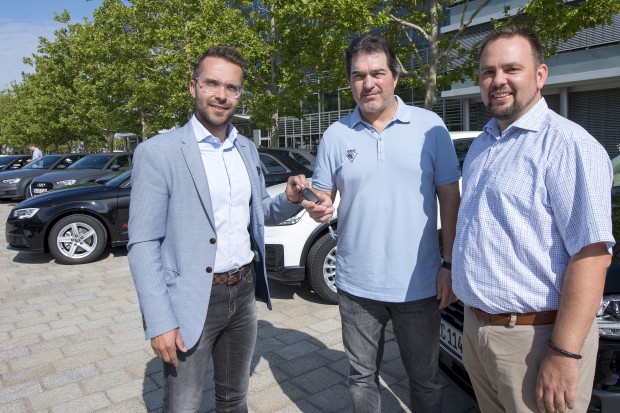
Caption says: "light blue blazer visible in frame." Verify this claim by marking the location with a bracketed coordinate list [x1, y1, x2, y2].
[127, 122, 301, 349]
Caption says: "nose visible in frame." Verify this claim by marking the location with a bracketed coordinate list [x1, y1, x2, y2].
[213, 84, 227, 100]
[492, 70, 507, 88]
[362, 74, 375, 90]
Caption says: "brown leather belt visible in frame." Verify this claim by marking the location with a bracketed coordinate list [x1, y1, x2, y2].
[472, 307, 557, 326]
[212, 263, 252, 286]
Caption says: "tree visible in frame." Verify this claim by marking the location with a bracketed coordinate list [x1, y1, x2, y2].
[230, 0, 374, 147]
[363, 0, 620, 110]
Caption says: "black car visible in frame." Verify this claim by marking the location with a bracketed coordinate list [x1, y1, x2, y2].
[29, 152, 132, 196]
[6, 170, 131, 264]
[0, 154, 86, 200]
[438, 153, 620, 412]
[257, 148, 312, 186]
[0, 154, 31, 172]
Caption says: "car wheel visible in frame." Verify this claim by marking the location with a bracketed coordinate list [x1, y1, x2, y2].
[306, 233, 338, 304]
[48, 214, 107, 264]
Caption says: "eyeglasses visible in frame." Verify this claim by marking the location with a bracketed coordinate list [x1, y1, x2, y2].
[194, 77, 243, 99]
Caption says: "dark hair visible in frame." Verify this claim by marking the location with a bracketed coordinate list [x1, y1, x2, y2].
[193, 45, 246, 80]
[345, 34, 400, 79]
[478, 25, 545, 67]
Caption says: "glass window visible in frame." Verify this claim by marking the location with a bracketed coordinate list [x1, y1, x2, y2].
[259, 154, 288, 174]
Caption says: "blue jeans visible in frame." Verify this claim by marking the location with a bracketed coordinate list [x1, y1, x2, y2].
[163, 270, 257, 413]
[338, 290, 443, 413]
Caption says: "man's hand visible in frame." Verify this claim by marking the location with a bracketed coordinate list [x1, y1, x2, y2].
[436, 267, 456, 310]
[285, 174, 310, 204]
[151, 328, 187, 367]
[535, 351, 580, 413]
[302, 190, 335, 223]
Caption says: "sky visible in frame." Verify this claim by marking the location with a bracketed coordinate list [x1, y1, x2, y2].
[0, 0, 102, 90]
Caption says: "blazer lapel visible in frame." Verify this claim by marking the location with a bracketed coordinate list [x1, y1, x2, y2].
[180, 123, 216, 232]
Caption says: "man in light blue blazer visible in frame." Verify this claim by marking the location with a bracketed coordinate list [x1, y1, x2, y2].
[128, 45, 333, 412]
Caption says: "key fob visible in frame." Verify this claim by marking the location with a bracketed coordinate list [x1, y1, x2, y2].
[301, 188, 320, 204]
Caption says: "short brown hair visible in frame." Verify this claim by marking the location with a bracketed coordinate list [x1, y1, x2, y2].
[479, 25, 545, 67]
[193, 45, 246, 80]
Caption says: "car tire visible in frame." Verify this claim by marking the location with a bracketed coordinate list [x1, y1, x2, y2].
[306, 233, 338, 304]
[48, 214, 107, 264]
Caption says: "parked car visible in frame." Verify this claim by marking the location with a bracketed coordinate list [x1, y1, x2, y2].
[438, 156, 620, 413]
[282, 147, 316, 171]
[257, 148, 313, 186]
[29, 152, 132, 196]
[0, 154, 86, 200]
[0, 155, 31, 172]
[6, 169, 131, 264]
[263, 131, 481, 304]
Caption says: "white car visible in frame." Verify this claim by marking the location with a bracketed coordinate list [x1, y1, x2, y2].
[264, 131, 482, 304]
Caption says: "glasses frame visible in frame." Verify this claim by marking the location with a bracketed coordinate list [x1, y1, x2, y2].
[193, 77, 243, 99]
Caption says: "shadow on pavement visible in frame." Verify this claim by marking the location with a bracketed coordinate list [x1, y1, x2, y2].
[268, 278, 336, 306]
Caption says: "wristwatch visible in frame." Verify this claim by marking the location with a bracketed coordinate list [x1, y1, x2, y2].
[441, 260, 452, 270]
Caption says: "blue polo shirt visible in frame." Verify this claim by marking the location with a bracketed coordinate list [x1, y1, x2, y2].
[312, 96, 459, 302]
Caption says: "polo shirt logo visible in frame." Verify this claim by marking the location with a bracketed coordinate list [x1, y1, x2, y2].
[346, 149, 358, 162]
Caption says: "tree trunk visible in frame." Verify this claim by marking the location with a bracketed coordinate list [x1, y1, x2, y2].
[424, 0, 440, 110]
[268, 5, 280, 148]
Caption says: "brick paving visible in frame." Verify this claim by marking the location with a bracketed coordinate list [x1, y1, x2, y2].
[0, 200, 479, 412]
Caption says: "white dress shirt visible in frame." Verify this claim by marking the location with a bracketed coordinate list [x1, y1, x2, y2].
[191, 115, 254, 273]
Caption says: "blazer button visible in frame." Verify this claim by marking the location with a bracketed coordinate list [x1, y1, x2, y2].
[206, 267, 213, 273]
[210, 238, 216, 244]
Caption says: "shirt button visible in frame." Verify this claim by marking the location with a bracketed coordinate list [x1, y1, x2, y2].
[210, 238, 216, 244]
[206, 267, 213, 273]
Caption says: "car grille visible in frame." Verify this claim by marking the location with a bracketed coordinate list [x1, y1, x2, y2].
[32, 182, 53, 189]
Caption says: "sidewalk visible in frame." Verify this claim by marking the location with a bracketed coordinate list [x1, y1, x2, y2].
[0, 201, 478, 412]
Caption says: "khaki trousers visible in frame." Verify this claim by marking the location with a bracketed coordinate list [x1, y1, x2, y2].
[463, 306, 598, 413]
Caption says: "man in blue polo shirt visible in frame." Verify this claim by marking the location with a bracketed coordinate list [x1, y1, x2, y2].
[311, 34, 460, 412]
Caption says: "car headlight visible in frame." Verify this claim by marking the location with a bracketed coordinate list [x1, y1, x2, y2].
[597, 294, 620, 339]
[55, 179, 77, 187]
[12, 208, 39, 219]
[277, 210, 306, 226]
[2, 178, 21, 184]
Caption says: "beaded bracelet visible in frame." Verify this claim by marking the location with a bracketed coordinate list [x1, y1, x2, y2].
[547, 340, 582, 360]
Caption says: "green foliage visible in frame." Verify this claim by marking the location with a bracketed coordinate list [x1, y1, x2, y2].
[0, 0, 618, 148]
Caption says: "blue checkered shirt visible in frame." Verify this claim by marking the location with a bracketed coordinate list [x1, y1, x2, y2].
[452, 98, 615, 314]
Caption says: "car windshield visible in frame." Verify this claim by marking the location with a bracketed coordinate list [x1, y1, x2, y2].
[68, 154, 114, 169]
[105, 169, 132, 187]
[22, 155, 62, 169]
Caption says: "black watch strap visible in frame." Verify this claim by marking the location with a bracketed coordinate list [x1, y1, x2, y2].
[441, 260, 452, 270]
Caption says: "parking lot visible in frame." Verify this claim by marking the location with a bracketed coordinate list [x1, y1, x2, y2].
[0, 200, 479, 412]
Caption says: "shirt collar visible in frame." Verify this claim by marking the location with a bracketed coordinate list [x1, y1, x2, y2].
[348, 95, 411, 129]
[483, 98, 548, 139]
[191, 114, 238, 147]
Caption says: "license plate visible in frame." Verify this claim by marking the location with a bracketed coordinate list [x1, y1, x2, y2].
[32, 188, 48, 194]
[440, 319, 463, 362]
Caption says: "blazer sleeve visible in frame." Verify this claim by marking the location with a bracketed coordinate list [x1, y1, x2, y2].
[127, 142, 179, 340]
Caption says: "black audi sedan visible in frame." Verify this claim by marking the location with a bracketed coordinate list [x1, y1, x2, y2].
[6, 169, 131, 264]
[29, 152, 132, 196]
[0, 154, 31, 172]
[0, 154, 86, 200]
[439, 153, 620, 412]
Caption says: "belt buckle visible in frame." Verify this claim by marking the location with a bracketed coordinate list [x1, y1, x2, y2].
[227, 267, 241, 276]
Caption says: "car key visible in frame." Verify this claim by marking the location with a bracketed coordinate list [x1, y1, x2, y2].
[301, 187, 320, 204]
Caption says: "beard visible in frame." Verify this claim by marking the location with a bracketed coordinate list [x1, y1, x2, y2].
[194, 97, 235, 132]
[486, 89, 538, 123]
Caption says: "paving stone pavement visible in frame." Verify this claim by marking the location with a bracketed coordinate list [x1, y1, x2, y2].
[0, 200, 479, 412]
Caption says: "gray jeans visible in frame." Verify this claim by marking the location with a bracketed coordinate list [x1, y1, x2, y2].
[163, 270, 257, 413]
[338, 290, 444, 413]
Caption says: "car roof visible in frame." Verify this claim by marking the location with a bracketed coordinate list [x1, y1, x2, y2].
[449, 131, 482, 140]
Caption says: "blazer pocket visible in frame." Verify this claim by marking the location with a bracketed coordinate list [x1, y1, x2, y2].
[162, 267, 181, 282]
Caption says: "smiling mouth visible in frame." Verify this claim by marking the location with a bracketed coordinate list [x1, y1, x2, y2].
[491, 91, 512, 99]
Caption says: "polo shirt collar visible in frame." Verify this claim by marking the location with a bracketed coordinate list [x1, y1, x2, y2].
[348, 95, 410, 128]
